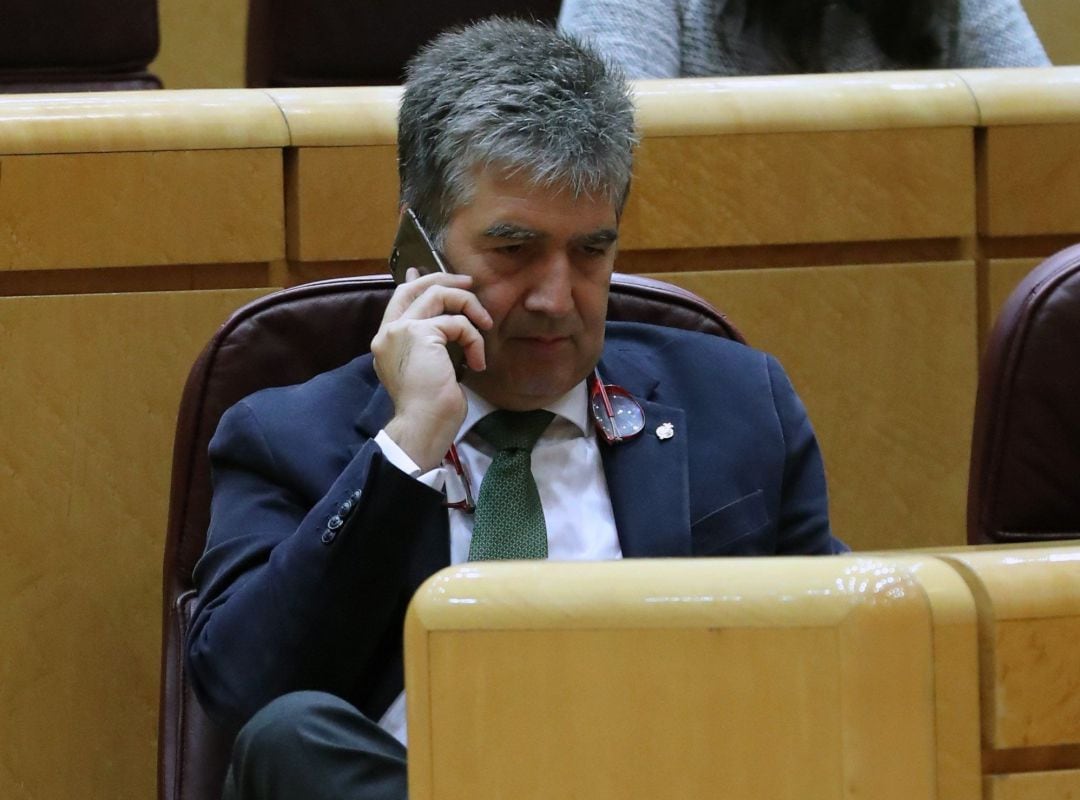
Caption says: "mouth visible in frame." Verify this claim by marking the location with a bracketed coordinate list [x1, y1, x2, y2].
[514, 335, 572, 352]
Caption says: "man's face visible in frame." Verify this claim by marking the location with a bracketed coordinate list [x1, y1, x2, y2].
[441, 167, 619, 411]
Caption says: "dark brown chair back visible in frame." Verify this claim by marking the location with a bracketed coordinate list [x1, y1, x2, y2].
[246, 1, 561, 87]
[158, 273, 743, 800]
[0, 0, 160, 93]
[968, 244, 1080, 544]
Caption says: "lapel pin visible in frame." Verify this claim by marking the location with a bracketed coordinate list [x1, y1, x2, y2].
[655, 422, 675, 440]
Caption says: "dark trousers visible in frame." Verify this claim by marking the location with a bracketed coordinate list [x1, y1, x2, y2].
[223, 691, 408, 800]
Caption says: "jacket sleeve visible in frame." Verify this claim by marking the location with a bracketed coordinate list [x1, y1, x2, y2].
[185, 399, 445, 730]
[558, 0, 683, 78]
[766, 355, 848, 554]
[954, 0, 1051, 67]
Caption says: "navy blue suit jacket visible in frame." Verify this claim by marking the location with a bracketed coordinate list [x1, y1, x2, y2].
[188, 322, 842, 731]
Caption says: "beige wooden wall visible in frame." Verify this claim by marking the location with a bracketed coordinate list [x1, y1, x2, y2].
[0, 91, 285, 799]
[1, 69, 1080, 798]
[152, 0, 249, 88]
[1025, 0, 1080, 65]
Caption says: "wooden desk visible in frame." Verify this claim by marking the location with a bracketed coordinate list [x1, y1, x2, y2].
[405, 556, 980, 800]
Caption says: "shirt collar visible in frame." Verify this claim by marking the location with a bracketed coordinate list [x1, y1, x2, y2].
[457, 380, 591, 443]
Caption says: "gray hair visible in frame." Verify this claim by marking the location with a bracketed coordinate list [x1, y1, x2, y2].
[398, 18, 636, 244]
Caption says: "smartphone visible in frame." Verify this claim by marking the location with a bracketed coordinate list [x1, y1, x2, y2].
[389, 208, 451, 284]
[388, 208, 466, 374]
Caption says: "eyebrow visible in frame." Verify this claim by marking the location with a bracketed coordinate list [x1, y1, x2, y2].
[577, 228, 619, 247]
[482, 222, 540, 241]
[481, 223, 619, 247]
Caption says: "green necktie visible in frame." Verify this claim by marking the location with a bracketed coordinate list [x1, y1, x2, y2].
[469, 409, 555, 561]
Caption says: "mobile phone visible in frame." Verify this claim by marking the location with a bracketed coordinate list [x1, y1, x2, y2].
[388, 208, 466, 375]
[389, 208, 451, 284]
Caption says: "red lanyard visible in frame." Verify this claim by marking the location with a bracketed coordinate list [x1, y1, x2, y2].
[442, 369, 644, 513]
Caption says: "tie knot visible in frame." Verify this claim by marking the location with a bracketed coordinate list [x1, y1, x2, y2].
[474, 409, 554, 452]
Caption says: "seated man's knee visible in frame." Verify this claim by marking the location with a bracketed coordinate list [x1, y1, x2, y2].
[233, 690, 354, 763]
[227, 691, 407, 800]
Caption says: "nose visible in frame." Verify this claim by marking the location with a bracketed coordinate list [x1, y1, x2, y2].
[523, 252, 574, 316]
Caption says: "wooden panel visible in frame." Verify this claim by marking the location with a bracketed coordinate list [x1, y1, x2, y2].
[927, 555, 984, 800]
[982, 124, 1080, 236]
[152, 0, 248, 89]
[646, 262, 978, 551]
[938, 546, 1080, 751]
[430, 627, 847, 797]
[986, 258, 1040, 333]
[0, 149, 284, 270]
[986, 769, 1080, 800]
[0, 263, 276, 297]
[283, 129, 975, 262]
[405, 557, 979, 800]
[621, 127, 974, 250]
[1023, 1, 1080, 65]
[0, 288, 270, 800]
[287, 145, 399, 262]
[993, 617, 1080, 747]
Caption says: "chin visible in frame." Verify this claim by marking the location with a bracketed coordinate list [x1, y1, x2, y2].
[513, 365, 590, 404]
[470, 366, 581, 410]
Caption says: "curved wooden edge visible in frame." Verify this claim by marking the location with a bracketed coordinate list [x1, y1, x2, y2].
[6, 68, 1080, 156]
[957, 66, 1080, 125]
[0, 89, 290, 155]
[266, 86, 402, 146]
[936, 543, 1080, 620]
[406, 555, 968, 631]
[270, 72, 979, 145]
[633, 71, 978, 134]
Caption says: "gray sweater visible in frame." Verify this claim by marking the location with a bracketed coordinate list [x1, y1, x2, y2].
[558, 0, 1051, 78]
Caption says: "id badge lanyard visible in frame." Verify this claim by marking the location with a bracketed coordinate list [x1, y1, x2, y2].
[443, 368, 645, 513]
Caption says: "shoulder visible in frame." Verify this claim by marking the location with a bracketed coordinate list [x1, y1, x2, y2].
[605, 320, 763, 368]
[239, 354, 378, 416]
[214, 354, 380, 451]
[602, 320, 796, 413]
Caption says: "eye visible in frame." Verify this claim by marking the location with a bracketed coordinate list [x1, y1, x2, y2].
[581, 243, 611, 257]
[497, 243, 524, 255]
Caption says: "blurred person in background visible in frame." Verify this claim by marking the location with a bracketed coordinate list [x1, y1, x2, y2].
[559, 0, 1050, 78]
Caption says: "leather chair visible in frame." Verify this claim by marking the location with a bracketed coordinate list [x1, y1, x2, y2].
[246, 1, 561, 87]
[0, 0, 160, 93]
[158, 273, 744, 800]
[967, 244, 1080, 545]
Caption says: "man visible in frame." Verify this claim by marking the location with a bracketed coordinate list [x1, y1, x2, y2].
[188, 18, 844, 800]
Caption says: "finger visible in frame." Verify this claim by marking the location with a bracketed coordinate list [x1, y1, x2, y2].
[397, 285, 493, 330]
[438, 314, 488, 372]
[383, 271, 473, 321]
[376, 312, 485, 374]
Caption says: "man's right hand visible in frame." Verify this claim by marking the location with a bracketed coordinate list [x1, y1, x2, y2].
[372, 269, 492, 471]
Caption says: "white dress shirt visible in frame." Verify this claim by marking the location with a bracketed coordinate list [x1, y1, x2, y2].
[372, 380, 622, 743]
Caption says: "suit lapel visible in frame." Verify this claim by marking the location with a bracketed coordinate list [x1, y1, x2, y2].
[598, 347, 692, 558]
[348, 348, 693, 564]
